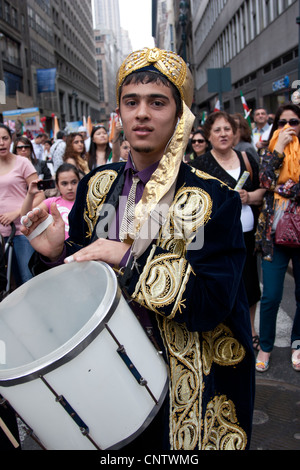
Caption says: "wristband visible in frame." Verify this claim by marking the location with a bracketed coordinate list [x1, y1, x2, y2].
[27, 215, 54, 241]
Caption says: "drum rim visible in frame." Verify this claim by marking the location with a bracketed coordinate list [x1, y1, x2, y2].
[0, 261, 121, 386]
[107, 380, 169, 450]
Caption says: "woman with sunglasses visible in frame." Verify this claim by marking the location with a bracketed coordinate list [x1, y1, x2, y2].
[13, 136, 52, 181]
[185, 130, 210, 163]
[191, 111, 265, 351]
[255, 103, 300, 372]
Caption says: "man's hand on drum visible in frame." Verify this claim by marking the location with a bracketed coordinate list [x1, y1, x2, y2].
[20, 203, 65, 261]
[64, 238, 130, 267]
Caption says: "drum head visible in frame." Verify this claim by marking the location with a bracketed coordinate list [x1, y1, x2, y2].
[0, 261, 118, 384]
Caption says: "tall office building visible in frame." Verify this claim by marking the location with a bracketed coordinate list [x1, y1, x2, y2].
[92, 0, 122, 66]
[0, 0, 32, 113]
[192, 0, 299, 115]
[0, 0, 100, 130]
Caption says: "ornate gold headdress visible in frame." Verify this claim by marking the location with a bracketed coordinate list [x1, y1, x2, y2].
[116, 47, 195, 242]
[116, 47, 194, 109]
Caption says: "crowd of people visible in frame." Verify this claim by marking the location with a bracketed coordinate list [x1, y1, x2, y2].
[185, 103, 300, 374]
[0, 46, 299, 451]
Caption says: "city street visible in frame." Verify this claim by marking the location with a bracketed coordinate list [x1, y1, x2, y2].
[16, 268, 300, 452]
[251, 268, 300, 450]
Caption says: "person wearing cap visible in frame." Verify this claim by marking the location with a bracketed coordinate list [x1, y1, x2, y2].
[21, 48, 255, 451]
[78, 125, 91, 153]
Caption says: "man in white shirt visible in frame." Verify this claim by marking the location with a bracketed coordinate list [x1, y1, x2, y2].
[50, 131, 67, 172]
[252, 108, 271, 150]
[78, 126, 91, 153]
[31, 133, 46, 160]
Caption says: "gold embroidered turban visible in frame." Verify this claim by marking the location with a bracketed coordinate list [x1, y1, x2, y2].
[116, 47, 194, 109]
[116, 47, 195, 245]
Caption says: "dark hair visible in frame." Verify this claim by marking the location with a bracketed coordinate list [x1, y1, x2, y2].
[55, 163, 80, 184]
[232, 113, 252, 143]
[13, 135, 37, 163]
[118, 70, 182, 117]
[64, 133, 86, 160]
[202, 111, 238, 140]
[87, 125, 111, 170]
[56, 131, 65, 139]
[0, 123, 12, 139]
[191, 129, 210, 148]
[253, 107, 268, 117]
[268, 103, 300, 142]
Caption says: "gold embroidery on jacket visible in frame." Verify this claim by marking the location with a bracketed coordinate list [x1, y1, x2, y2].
[132, 246, 193, 317]
[84, 170, 118, 238]
[202, 324, 246, 375]
[157, 317, 203, 450]
[132, 186, 211, 314]
[159, 186, 212, 256]
[203, 395, 247, 450]
[191, 167, 229, 188]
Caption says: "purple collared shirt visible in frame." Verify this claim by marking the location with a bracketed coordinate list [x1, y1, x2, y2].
[108, 154, 159, 245]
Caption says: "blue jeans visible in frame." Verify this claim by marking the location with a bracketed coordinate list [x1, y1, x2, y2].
[4, 234, 34, 287]
[260, 244, 300, 352]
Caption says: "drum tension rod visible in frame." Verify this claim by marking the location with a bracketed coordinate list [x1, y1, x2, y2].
[39, 375, 102, 450]
[105, 323, 159, 405]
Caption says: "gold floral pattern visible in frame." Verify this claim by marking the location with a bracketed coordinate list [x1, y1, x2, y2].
[84, 170, 118, 238]
[203, 395, 247, 450]
[202, 324, 246, 375]
[132, 246, 193, 318]
[157, 317, 203, 450]
[159, 185, 212, 256]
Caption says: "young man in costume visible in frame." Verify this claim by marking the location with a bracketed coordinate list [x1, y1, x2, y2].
[21, 48, 255, 451]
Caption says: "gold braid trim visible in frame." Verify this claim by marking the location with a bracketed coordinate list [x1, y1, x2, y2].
[83, 170, 118, 238]
[132, 245, 193, 318]
[203, 395, 247, 450]
[157, 317, 203, 450]
[202, 324, 246, 375]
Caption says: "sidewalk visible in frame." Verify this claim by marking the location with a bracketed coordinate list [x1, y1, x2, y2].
[250, 346, 300, 450]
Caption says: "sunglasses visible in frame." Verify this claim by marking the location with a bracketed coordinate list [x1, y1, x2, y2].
[16, 145, 31, 150]
[192, 139, 205, 144]
[278, 119, 300, 128]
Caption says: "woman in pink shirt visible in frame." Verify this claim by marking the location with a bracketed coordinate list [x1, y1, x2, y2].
[22, 163, 80, 239]
[0, 124, 41, 286]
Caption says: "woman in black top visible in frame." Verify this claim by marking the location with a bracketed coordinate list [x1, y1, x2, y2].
[191, 111, 265, 351]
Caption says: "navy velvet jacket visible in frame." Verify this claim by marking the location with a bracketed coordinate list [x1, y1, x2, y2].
[30, 161, 255, 450]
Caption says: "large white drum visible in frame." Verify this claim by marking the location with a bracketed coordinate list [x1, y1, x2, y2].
[0, 261, 168, 450]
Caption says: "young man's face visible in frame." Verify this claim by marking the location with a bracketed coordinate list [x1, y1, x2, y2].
[117, 80, 178, 166]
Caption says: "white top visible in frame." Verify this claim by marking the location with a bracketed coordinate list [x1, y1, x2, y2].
[226, 167, 254, 233]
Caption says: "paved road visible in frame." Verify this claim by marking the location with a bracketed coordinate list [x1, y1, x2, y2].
[251, 270, 300, 450]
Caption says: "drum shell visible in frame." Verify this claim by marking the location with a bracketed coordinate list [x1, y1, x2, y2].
[0, 262, 168, 450]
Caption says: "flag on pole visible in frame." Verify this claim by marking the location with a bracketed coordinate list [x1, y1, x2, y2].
[87, 115, 93, 136]
[214, 100, 221, 112]
[201, 111, 207, 125]
[240, 91, 252, 129]
[53, 115, 60, 137]
[108, 112, 118, 142]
